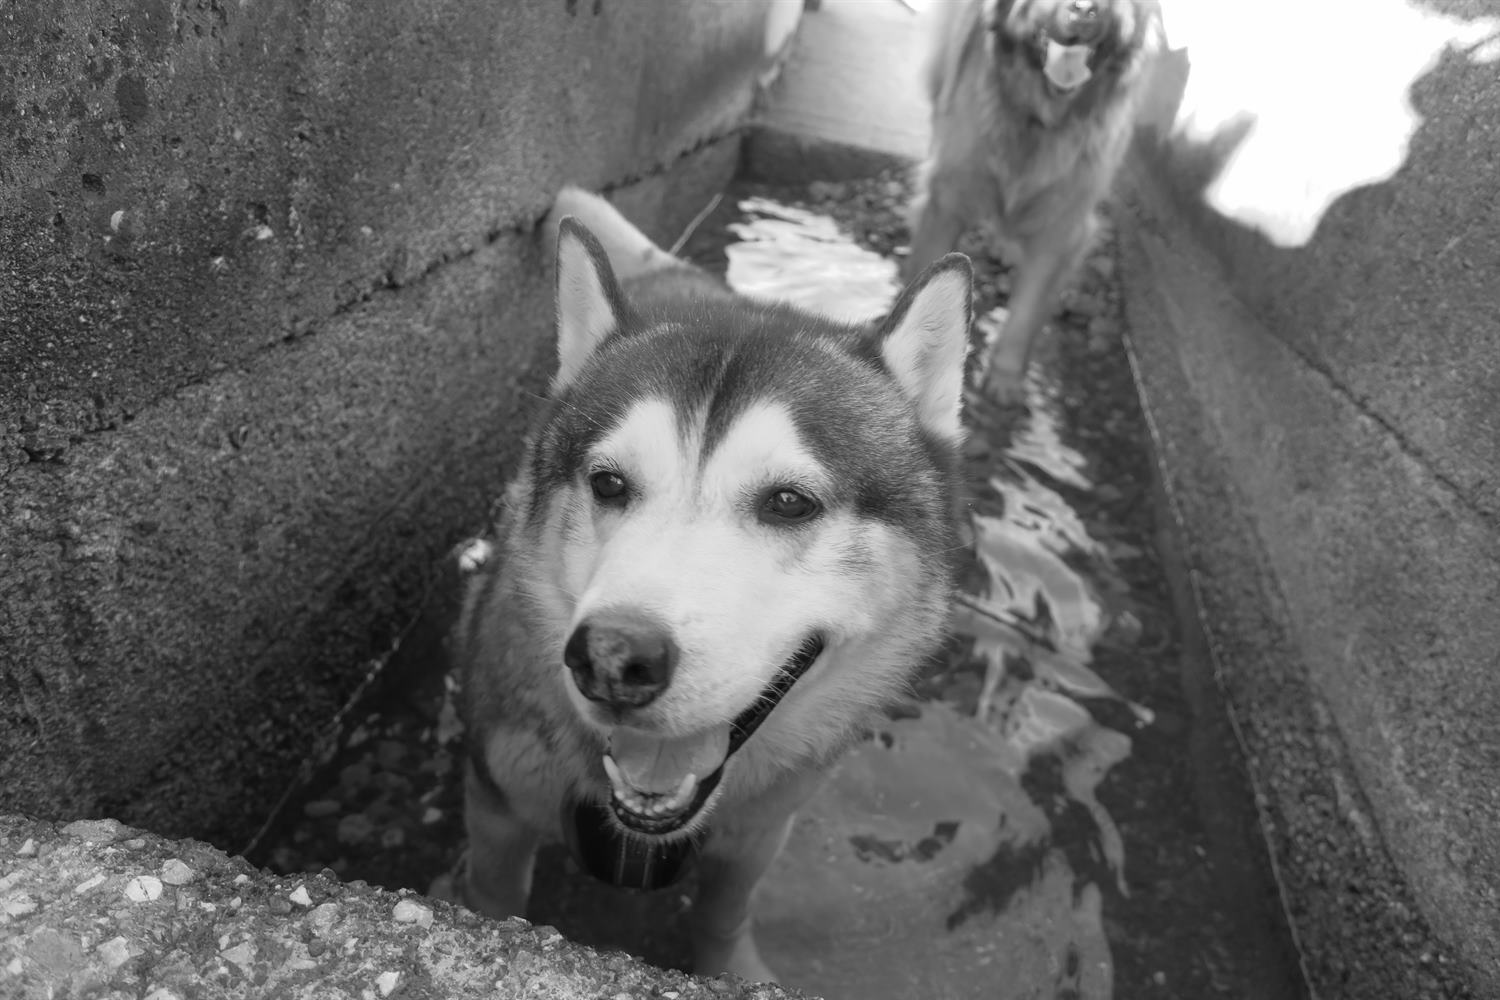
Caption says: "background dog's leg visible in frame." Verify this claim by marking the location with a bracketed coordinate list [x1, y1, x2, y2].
[692, 812, 796, 983]
[987, 218, 1094, 404]
[904, 172, 970, 283]
[460, 761, 539, 920]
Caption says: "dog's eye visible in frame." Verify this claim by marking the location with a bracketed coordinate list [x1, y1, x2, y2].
[590, 470, 628, 504]
[760, 488, 820, 525]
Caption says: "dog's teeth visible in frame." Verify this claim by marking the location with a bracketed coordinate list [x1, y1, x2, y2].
[602, 754, 624, 789]
[604, 752, 704, 820]
[667, 771, 698, 810]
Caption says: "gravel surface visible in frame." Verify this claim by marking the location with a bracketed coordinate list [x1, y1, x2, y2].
[1, 814, 804, 1000]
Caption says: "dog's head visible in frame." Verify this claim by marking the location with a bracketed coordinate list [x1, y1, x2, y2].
[518, 219, 971, 838]
[985, 0, 1155, 112]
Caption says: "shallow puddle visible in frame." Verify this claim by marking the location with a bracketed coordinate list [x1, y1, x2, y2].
[719, 198, 1147, 999]
[249, 178, 1299, 1000]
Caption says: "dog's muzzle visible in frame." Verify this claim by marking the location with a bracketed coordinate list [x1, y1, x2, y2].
[564, 611, 678, 710]
[1034, 0, 1105, 91]
[565, 634, 826, 891]
[1051, 0, 1104, 45]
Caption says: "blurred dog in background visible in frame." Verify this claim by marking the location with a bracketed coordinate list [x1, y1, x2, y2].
[905, 0, 1160, 403]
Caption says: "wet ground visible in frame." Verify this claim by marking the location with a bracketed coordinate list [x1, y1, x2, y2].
[247, 175, 1305, 1000]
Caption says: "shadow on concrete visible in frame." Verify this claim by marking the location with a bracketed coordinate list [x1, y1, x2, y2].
[1145, 0, 1500, 248]
[1117, 4, 1500, 995]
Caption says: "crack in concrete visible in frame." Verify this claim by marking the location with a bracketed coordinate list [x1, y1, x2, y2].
[6, 128, 744, 468]
[319, 125, 745, 324]
[1134, 200, 1498, 530]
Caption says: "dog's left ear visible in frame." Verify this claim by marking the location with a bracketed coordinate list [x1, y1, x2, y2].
[875, 253, 973, 441]
[553, 217, 629, 393]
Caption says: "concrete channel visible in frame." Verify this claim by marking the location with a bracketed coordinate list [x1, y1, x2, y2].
[5, 1, 1496, 998]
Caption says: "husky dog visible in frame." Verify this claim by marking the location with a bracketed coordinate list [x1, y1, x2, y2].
[450, 187, 972, 982]
[905, 0, 1159, 403]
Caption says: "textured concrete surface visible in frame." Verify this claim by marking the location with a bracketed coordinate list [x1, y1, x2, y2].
[0, 813, 801, 999]
[1118, 0, 1500, 994]
[747, 0, 1500, 994]
[1119, 213, 1480, 999]
[745, 0, 928, 182]
[1, 0, 771, 468]
[1, 0, 773, 849]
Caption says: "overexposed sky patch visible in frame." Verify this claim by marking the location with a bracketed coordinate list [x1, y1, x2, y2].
[1158, 0, 1500, 245]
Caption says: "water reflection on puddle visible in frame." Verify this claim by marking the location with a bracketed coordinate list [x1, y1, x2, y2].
[727, 197, 901, 322]
[725, 199, 1150, 1000]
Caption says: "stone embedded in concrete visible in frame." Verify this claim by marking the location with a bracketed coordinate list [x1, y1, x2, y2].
[0, 813, 802, 1000]
[1, 0, 305, 470]
[1, 0, 778, 470]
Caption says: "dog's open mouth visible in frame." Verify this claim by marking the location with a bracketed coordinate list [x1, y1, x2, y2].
[601, 635, 824, 836]
[1041, 37, 1094, 91]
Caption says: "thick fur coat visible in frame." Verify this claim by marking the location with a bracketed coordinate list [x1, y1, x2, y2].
[907, 0, 1159, 401]
[450, 187, 972, 983]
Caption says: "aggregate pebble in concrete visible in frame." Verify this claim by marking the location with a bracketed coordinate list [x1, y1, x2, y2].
[0, 814, 806, 1000]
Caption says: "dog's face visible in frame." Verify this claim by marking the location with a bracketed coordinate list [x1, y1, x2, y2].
[986, 0, 1152, 100]
[517, 222, 970, 838]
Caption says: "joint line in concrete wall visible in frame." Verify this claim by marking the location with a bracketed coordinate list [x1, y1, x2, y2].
[318, 125, 748, 330]
[1251, 317, 1494, 530]
[1134, 199, 1496, 530]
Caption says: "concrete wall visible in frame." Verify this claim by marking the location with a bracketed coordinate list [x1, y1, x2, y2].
[1120, 1, 1500, 995]
[1, 0, 782, 849]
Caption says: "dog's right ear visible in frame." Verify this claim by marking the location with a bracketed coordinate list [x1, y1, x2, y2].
[875, 253, 973, 443]
[553, 217, 628, 393]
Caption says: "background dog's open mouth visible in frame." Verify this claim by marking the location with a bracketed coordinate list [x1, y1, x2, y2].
[1041, 37, 1094, 91]
[603, 635, 824, 836]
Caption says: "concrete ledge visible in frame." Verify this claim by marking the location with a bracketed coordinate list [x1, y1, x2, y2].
[1117, 156, 1492, 998]
[1113, 3, 1500, 992]
[0, 813, 798, 999]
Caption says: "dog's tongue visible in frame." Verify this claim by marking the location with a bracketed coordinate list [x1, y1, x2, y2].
[608, 726, 731, 795]
[1043, 40, 1093, 91]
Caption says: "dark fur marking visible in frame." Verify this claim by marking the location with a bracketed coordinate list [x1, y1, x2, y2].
[534, 299, 957, 566]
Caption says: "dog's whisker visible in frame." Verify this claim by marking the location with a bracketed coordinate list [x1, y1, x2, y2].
[516, 385, 616, 436]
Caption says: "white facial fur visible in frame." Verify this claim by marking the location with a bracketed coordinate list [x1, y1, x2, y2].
[544, 397, 940, 796]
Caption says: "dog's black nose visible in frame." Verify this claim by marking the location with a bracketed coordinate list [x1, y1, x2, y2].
[564, 612, 678, 709]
